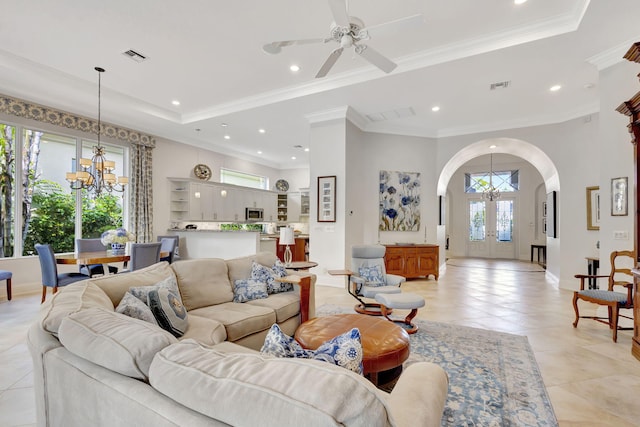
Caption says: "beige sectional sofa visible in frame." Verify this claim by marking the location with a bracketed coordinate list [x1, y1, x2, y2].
[28, 252, 449, 426]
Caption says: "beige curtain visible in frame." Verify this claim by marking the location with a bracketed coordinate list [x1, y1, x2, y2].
[129, 142, 154, 242]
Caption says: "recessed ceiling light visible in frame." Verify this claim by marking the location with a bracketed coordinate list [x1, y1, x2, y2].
[291, 156, 296, 160]
[584, 83, 595, 89]
[221, 123, 228, 127]
[550, 84, 562, 92]
[258, 128, 266, 134]
[257, 150, 262, 154]
[224, 135, 230, 140]
[304, 148, 309, 152]
[431, 106, 440, 112]
[171, 100, 180, 106]
[290, 65, 300, 72]
[489, 145, 497, 149]
[514, 0, 527, 4]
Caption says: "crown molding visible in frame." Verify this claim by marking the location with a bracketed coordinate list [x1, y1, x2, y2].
[587, 36, 640, 71]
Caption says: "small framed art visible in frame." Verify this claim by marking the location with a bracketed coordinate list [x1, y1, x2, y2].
[586, 186, 600, 230]
[611, 177, 628, 216]
[317, 175, 336, 222]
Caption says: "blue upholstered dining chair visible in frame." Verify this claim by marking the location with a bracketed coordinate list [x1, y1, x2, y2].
[75, 238, 118, 277]
[349, 244, 406, 315]
[126, 242, 162, 272]
[157, 235, 179, 264]
[35, 243, 88, 304]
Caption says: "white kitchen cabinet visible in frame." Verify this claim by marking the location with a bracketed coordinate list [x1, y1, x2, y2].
[287, 192, 301, 222]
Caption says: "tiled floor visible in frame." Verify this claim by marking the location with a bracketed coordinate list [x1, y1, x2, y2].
[1, 258, 639, 426]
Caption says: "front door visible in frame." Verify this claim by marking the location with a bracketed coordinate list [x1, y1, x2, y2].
[467, 197, 516, 259]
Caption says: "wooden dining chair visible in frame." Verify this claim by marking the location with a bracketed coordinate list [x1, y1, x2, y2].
[35, 244, 88, 303]
[75, 238, 118, 277]
[573, 249, 635, 342]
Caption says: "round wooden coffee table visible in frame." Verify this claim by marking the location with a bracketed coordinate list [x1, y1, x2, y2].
[294, 313, 410, 387]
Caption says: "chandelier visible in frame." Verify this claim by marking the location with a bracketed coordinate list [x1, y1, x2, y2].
[482, 153, 500, 202]
[65, 67, 128, 197]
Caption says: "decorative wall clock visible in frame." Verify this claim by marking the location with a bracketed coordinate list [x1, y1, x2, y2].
[193, 164, 212, 181]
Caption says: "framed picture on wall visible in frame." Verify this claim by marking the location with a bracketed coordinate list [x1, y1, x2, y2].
[586, 186, 600, 230]
[546, 191, 557, 238]
[317, 175, 336, 222]
[611, 177, 628, 216]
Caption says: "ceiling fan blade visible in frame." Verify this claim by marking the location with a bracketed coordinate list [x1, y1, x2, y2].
[315, 47, 344, 78]
[262, 38, 327, 54]
[359, 14, 424, 40]
[328, 0, 350, 28]
[355, 44, 397, 74]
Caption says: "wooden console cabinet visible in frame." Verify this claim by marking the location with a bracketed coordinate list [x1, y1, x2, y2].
[384, 244, 439, 280]
[616, 41, 640, 361]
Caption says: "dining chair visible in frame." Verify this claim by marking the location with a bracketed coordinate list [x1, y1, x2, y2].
[126, 242, 162, 272]
[573, 249, 635, 342]
[75, 238, 118, 277]
[35, 243, 88, 303]
[157, 235, 179, 264]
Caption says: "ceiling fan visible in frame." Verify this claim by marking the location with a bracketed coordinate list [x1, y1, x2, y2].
[262, 0, 424, 78]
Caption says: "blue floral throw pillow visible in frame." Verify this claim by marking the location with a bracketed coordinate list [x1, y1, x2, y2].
[313, 328, 363, 374]
[115, 291, 158, 325]
[358, 265, 385, 287]
[251, 261, 292, 294]
[260, 324, 363, 375]
[260, 324, 311, 358]
[233, 279, 268, 303]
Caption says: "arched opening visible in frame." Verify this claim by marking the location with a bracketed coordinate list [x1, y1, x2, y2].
[437, 138, 560, 281]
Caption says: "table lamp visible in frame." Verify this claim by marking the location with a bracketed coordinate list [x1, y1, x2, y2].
[279, 227, 295, 266]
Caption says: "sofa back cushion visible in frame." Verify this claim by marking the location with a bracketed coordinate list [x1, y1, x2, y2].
[170, 259, 233, 311]
[87, 261, 176, 306]
[40, 281, 114, 336]
[226, 252, 279, 285]
[149, 339, 393, 427]
[59, 307, 177, 381]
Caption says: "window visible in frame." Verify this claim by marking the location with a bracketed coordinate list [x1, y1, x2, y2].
[468, 200, 485, 241]
[465, 170, 519, 193]
[220, 168, 267, 189]
[0, 120, 128, 257]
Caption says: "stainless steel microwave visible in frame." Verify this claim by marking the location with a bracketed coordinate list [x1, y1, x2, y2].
[245, 207, 264, 221]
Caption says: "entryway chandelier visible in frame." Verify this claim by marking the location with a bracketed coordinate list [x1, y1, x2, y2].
[65, 67, 128, 197]
[483, 153, 501, 202]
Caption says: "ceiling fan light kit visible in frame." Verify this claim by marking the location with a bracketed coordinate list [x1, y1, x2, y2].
[262, 0, 422, 78]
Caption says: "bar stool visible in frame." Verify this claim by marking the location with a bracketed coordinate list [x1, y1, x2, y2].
[0, 270, 13, 301]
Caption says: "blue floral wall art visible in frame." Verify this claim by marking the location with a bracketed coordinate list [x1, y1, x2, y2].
[379, 170, 421, 231]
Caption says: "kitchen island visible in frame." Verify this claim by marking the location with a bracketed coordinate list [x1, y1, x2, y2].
[168, 229, 261, 259]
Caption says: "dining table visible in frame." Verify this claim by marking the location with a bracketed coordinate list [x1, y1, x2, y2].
[56, 250, 169, 274]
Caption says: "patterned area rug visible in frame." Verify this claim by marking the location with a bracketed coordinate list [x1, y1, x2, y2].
[317, 305, 558, 427]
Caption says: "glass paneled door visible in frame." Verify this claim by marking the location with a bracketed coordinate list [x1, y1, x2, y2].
[467, 197, 516, 258]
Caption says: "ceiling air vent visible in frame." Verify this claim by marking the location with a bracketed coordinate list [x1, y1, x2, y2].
[122, 49, 147, 63]
[490, 81, 510, 90]
[366, 107, 415, 122]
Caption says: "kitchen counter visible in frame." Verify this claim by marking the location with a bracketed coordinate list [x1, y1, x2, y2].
[167, 230, 260, 259]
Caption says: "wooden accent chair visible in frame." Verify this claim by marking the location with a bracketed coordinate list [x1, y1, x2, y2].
[573, 250, 635, 342]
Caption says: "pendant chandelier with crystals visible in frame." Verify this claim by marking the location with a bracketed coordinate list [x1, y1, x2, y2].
[65, 67, 128, 197]
[483, 153, 501, 202]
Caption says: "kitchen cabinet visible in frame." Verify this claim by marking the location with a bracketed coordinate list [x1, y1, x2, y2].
[277, 194, 287, 222]
[168, 178, 278, 223]
[384, 244, 439, 280]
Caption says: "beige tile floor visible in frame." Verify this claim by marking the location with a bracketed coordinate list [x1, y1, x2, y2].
[1, 258, 639, 426]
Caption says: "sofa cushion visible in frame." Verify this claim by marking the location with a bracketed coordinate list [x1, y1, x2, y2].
[232, 279, 268, 303]
[40, 281, 114, 336]
[189, 302, 276, 342]
[58, 307, 177, 381]
[149, 339, 392, 427]
[171, 259, 233, 311]
[129, 275, 181, 305]
[226, 252, 279, 285]
[115, 291, 158, 325]
[88, 261, 176, 306]
[245, 291, 300, 323]
[180, 314, 227, 346]
[148, 288, 188, 338]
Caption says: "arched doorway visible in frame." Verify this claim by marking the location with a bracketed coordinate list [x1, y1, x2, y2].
[437, 138, 560, 277]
